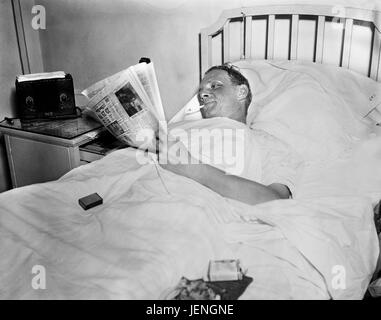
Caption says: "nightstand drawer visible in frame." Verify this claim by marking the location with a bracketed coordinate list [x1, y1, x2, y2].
[6, 135, 76, 187]
[79, 131, 126, 163]
[79, 149, 104, 162]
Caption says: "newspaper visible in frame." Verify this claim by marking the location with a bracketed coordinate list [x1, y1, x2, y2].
[82, 62, 166, 151]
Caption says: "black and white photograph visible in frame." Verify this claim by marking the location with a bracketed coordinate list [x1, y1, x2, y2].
[106, 120, 125, 136]
[0, 0, 381, 305]
[115, 83, 144, 117]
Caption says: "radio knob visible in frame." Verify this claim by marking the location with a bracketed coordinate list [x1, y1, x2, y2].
[25, 96, 35, 110]
[26, 96, 34, 106]
[59, 93, 68, 109]
[60, 93, 68, 102]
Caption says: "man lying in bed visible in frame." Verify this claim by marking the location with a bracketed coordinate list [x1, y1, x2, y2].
[159, 63, 295, 206]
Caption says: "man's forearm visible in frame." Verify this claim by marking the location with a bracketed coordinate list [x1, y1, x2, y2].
[167, 163, 286, 205]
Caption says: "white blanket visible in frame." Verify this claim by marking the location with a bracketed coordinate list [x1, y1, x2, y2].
[0, 141, 379, 299]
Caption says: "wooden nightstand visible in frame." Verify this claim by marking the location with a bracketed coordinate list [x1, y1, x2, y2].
[0, 117, 125, 188]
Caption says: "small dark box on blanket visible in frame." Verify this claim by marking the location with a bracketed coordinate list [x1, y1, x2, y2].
[78, 193, 103, 210]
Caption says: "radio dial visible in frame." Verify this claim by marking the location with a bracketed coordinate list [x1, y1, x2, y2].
[25, 96, 35, 111]
[59, 93, 68, 109]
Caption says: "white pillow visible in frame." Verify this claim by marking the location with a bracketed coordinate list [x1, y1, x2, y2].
[233, 59, 381, 163]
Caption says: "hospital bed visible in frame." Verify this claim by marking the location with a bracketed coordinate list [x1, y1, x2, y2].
[0, 4, 381, 300]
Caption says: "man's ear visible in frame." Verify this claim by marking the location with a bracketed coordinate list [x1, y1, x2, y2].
[236, 84, 249, 101]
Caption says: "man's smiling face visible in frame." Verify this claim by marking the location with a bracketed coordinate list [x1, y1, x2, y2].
[197, 69, 247, 123]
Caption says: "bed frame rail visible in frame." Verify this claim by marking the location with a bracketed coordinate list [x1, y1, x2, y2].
[200, 5, 381, 82]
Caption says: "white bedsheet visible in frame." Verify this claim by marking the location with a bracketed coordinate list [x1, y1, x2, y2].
[0, 141, 379, 299]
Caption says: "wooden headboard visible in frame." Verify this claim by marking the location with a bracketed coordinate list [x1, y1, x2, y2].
[200, 4, 381, 82]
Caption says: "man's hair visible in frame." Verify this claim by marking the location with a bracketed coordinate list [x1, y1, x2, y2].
[205, 63, 252, 109]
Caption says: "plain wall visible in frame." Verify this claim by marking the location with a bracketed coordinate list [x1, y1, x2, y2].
[0, 0, 23, 192]
[36, 0, 233, 120]
[32, 0, 381, 120]
[22, 0, 44, 74]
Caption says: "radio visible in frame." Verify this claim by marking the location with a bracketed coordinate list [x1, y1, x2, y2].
[15, 72, 77, 120]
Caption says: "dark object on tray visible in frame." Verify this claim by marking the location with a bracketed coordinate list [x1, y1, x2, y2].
[206, 276, 253, 300]
[15, 72, 77, 120]
[164, 276, 253, 300]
